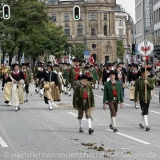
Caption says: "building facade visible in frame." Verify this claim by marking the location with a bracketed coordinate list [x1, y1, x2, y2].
[45, 0, 118, 63]
[115, 12, 132, 62]
[135, 0, 160, 59]
[153, 0, 160, 58]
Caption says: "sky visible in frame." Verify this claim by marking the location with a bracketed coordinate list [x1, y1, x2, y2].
[116, 0, 135, 22]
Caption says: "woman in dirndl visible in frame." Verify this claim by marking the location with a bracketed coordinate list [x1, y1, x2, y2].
[43, 64, 60, 110]
[9, 63, 25, 111]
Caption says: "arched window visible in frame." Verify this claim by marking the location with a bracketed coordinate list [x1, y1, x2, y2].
[104, 25, 107, 35]
[77, 25, 83, 36]
[64, 25, 70, 36]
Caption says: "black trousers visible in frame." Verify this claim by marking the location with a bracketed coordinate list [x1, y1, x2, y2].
[139, 100, 150, 115]
[25, 84, 29, 93]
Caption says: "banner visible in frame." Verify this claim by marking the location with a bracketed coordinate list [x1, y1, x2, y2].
[84, 50, 90, 61]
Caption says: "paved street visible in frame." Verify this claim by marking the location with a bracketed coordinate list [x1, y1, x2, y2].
[0, 84, 160, 160]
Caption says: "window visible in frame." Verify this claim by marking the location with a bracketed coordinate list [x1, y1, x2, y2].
[91, 28, 96, 35]
[51, 14, 56, 22]
[119, 19, 123, 26]
[79, 14, 82, 20]
[104, 13, 107, 20]
[77, 25, 83, 36]
[91, 13, 96, 20]
[119, 29, 123, 36]
[64, 26, 70, 36]
[64, 13, 69, 21]
[104, 25, 107, 35]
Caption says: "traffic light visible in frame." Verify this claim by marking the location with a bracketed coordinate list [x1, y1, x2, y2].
[132, 43, 135, 55]
[73, 6, 80, 20]
[3, 5, 10, 20]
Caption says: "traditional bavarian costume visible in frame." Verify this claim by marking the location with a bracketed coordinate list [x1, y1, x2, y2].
[73, 74, 95, 134]
[43, 64, 60, 110]
[9, 63, 24, 111]
[127, 63, 140, 109]
[134, 67, 154, 131]
[21, 63, 31, 102]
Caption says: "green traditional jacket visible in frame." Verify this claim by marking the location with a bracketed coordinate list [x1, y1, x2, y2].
[134, 77, 154, 102]
[91, 69, 98, 81]
[21, 68, 31, 84]
[63, 69, 68, 79]
[73, 85, 95, 108]
[69, 66, 84, 88]
[103, 81, 124, 103]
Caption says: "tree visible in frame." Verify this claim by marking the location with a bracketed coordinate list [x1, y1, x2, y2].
[116, 39, 125, 59]
[0, 0, 68, 65]
[63, 43, 86, 59]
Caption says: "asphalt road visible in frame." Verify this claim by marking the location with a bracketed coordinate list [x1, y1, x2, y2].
[0, 83, 160, 160]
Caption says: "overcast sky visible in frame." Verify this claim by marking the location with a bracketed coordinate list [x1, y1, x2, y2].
[116, 0, 135, 22]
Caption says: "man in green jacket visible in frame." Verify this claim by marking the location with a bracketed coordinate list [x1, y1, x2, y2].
[103, 70, 124, 132]
[134, 67, 154, 131]
[73, 74, 95, 135]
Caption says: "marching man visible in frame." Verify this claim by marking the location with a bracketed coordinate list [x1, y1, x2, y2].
[103, 70, 124, 132]
[73, 74, 95, 135]
[134, 66, 154, 131]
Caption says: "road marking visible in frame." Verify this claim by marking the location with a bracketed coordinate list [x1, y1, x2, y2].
[154, 95, 159, 97]
[150, 111, 160, 114]
[106, 129, 150, 145]
[68, 112, 86, 120]
[94, 95, 103, 99]
[0, 137, 8, 147]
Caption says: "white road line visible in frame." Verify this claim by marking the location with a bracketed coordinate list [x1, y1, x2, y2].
[106, 129, 150, 145]
[68, 112, 86, 120]
[154, 95, 159, 97]
[124, 103, 132, 106]
[0, 137, 8, 147]
[150, 111, 160, 114]
[94, 95, 103, 99]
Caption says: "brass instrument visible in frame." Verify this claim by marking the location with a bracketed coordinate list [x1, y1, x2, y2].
[2, 66, 10, 74]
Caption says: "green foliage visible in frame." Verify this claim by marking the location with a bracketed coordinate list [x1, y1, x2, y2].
[116, 39, 125, 58]
[64, 43, 86, 59]
[0, 0, 68, 65]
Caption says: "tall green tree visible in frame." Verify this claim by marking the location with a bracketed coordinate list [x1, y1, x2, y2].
[116, 39, 125, 59]
[0, 0, 68, 65]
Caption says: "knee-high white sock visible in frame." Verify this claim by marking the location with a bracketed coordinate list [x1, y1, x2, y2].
[141, 115, 144, 125]
[64, 87, 67, 93]
[40, 89, 43, 95]
[61, 85, 63, 91]
[144, 115, 149, 127]
[79, 119, 83, 128]
[26, 93, 28, 100]
[68, 90, 71, 95]
[48, 100, 52, 109]
[87, 118, 92, 129]
[111, 117, 116, 128]
[95, 81, 98, 89]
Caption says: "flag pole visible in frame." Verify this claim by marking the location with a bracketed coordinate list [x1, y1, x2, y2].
[143, 57, 147, 103]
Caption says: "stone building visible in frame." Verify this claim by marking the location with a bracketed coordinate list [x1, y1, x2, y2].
[45, 0, 118, 63]
[115, 11, 132, 62]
